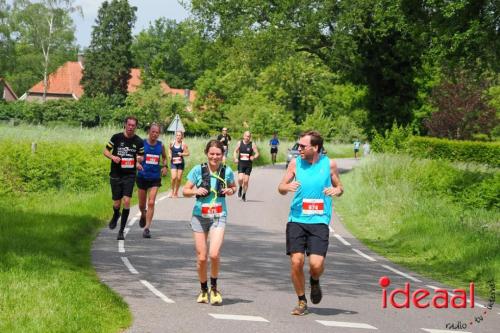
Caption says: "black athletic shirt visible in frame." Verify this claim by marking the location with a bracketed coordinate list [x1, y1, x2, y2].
[238, 141, 254, 165]
[106, 133, 144, 177]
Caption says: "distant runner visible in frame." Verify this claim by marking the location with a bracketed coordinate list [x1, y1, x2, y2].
[103, 116, 144, 240]
[278, 130, 343, 315]
[183, 140, 237, 305]
[269, 133, 280, 165]
[168, 131, 189, 198]
[137, 123, 168, 238]
[233, 131, 259, 202]
[216, 127, 231, 163]
[353, 138, 361, 159]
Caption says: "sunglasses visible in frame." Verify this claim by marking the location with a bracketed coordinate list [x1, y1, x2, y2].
[297, 143, 313, 150]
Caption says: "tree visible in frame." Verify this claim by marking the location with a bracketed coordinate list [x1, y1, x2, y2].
[425, 72, 498, 140]
[11, 0, 81, 101]
[82, 0, 136, 103]
[0, 0, 15, 79]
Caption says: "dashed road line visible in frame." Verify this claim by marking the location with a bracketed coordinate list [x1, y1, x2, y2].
[121, 257, 138, 274]
[352, 248, 376, 262]
[426, 285, 486, 308]
[140, 280, 175, 304]
[316, 320, 377, 329]
[334, 233, 351, 246]
[118, 240, 125, 253]
[421, 329, 471, 333]
[124, 227, 130, 237]
[208, 314, 269, 322]
[128, 217, 138, 228]
[381, 264, 422, 282]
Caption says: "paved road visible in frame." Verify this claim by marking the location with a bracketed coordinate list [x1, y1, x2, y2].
[92, 159, 499, 333]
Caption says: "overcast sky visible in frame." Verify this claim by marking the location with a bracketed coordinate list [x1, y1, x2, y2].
[72, 0, 190, 48]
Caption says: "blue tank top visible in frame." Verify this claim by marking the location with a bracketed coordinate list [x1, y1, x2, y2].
[288, 155, 333, 225]
[170, 143, 184, 164]
[138, 139, 163, 180]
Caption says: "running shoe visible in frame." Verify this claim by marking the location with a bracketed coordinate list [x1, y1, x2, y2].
[117, 231, 125, 240]
[242, 192, 246, 202]
[143, 228, 151, 238]
[291, 300, 308, 315]
[139, 211, 146, 228]
[209, 287, 223, 305]
[197, 289, 209, 304]
[238, 187, 242, 198]
[108, 214, 120, 230]
[310, 281, 322, 304]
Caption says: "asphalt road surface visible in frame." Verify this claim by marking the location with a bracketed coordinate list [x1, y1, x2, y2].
[92, 159, 499, 333]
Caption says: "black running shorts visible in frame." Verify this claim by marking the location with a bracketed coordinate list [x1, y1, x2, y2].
[270, 147, 278, 154]
[237, 163, 252, 175]
[286, 222, 330, 257]
[136, 177, 162, 190]
[110, 174, 136, 200]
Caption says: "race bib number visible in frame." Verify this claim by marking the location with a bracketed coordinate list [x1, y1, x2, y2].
[145, 154, 159, 165]
[120, 157, 134, 168]
[302, 199, 324, 215]
[201, 203, 223, 218]
[172, 156, 182, 164]
[240, 153, 250, 161]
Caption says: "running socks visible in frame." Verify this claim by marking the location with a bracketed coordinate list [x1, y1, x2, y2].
[210, 277, 217, 289]
[119, 208, 130, 232]
[201, 281, 208, 291]
[298, 294, 307, 302]
[310, 277, 320, 286]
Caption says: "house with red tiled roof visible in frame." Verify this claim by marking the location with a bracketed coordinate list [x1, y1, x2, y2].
[0, 78, 18, 102]
[20, 56, 196, 103]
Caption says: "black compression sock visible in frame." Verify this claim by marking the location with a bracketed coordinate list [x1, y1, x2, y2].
[210, 277, 217, 288]
[119, 208, 130, 231]
[201, 281, 208, 291]
[298, 294, 307, 302]
[310, 277, 320, 285]
[113, 207, 120, 219]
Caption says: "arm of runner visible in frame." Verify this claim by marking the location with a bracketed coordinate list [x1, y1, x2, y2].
[181, 143, 190, 156]
[323, 159, 343, 197]
[103, 148, 121, 164]
[167, 142, 172, 161]
[220, 181, 237, 196]
[233, 142, 240, 163]
[278, 158, 300, 195]
[161, 144, 168, 176]
[182, 180, 209, 197]
[251, 143, 260, 161]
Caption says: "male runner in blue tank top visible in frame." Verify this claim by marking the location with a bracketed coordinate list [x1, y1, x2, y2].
[278, 130, 343, 315]
[137, 123, 168, 238]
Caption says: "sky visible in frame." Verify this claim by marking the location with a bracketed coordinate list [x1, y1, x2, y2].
[72, 0, 190, 48]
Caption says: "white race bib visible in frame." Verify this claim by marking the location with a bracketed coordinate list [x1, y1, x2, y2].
[172, 156, 182, 164]
[145, 154, 159, 165]
[201, 203, 223, 218]
[302, 199, 324, 215]
[240, 153, 250, 161]
[120, 157, 134, 168]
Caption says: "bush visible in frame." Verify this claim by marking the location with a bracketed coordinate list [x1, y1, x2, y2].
[371, 122, 414, 153]
[409, 137, 500, 166]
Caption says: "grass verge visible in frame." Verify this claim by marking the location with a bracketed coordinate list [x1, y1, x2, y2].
[334, 154, 499, 298]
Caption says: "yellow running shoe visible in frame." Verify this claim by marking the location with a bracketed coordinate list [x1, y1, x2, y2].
[197, 289, 209, 304]
[209, 287, 223, 305]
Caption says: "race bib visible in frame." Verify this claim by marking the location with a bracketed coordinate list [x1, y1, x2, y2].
[302, 199, 324, 215]
[145, 154, 159, 165]
[240, 153, 250, 161]
[172, 156, 182, 164]
[201, 203, 223, 218]
[120, 157, 134, 168]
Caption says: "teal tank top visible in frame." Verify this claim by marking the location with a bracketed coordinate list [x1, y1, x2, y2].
[288, 155, 333, 225]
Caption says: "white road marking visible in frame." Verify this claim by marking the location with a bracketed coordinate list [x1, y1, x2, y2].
[140, 280, 175, 304]
[352, 248, 376, 262]
[128, 217, 137, 227]
[334, 233, 351, 246]
[426, 285, 440, 290]
[381, 264, 422, 282]
[328, 225, 335, 233]
[118, 240, 125, 253]
[209, 314, 269, 322]
[316, 320, 377, 329]
[158, 196, 167, 201]
[421, 329, 471, 333]
[124, 227, 130, 237]
[121, 257, 138, 274]
[135, 212, 141, 217]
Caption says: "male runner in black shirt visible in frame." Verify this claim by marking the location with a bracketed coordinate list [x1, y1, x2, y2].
[104, 116, 144, 240]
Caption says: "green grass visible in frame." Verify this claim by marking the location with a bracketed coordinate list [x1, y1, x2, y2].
[0, 191, 131, 333]
[335, 154, 500, 298]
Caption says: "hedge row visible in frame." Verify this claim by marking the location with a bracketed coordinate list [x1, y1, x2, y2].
[0, 140, 109, 194]
[408, 136, 500, 167]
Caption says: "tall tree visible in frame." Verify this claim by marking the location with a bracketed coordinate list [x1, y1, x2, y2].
[11, 0, 81, 100]
[82, 0, 136, 103]
[0, 0, 15, 79]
